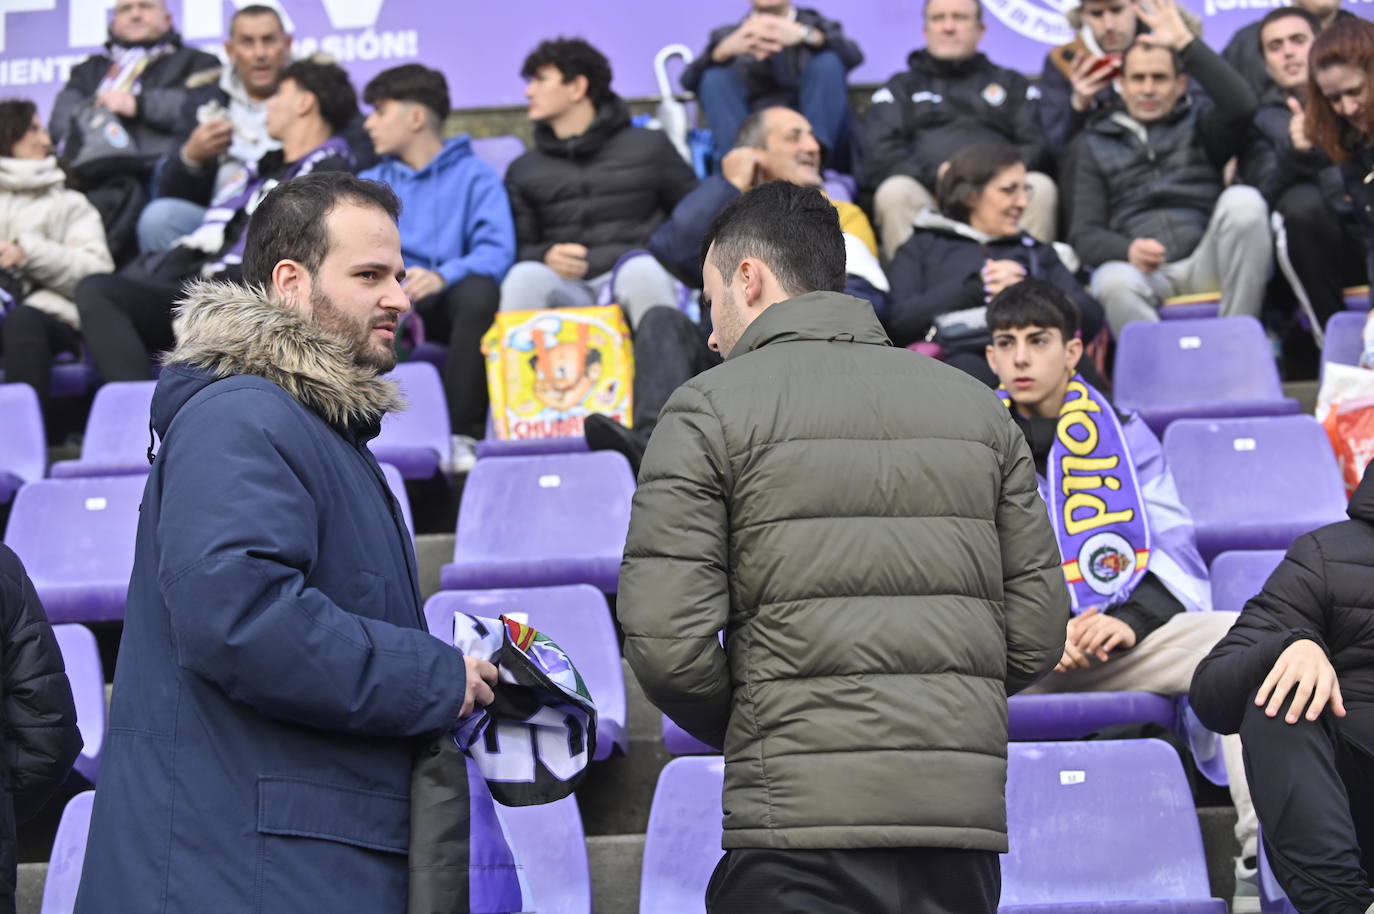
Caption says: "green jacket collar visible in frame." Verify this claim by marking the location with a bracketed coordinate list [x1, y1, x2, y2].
[728, 292, 892, 360]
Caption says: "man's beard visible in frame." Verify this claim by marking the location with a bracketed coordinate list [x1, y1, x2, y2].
[309, 286, 396, 374]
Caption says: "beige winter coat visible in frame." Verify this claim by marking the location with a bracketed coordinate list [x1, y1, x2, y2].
[0, 156, 111, 327]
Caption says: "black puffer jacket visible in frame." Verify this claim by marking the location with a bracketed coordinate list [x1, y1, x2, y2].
[504, 97, 699, 277]
[1239, 90, 1348, 211]
[885, 209, 1104, 347]
[1070, 40, 1257, 268]
[48, 29, 219, 163]
[1191, 466, 1374, 745]
[0, 545, 82, 914]
[861, 50, 1048, 190]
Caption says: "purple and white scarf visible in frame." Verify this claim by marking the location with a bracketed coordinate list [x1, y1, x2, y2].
[96, 40, 176, 95]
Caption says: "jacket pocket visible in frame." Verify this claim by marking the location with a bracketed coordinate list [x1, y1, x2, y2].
[256, 776, 409, 854]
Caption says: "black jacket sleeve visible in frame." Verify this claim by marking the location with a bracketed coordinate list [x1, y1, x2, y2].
[805, 11, 864, 70]
[861, 75, 936, 189]
[1184, 40, 1260, 167]
[49, 56, 107, 149]
[506, 163, 553, 266]
[1038, 243, 1107, 339]
[0, 549, 81, 823]
[1007, 75, 1051, 175]
[1038, 57, 1088, 162]
[1069, 142, 1134, 267]
[1189, 533, 1330, 735]
[883, 233, 985, 346]
[1106, 572, 1185, 644]
[679, 23, 739, 93]
[648, 175, 741, 288]
[157, 144, 218, 205]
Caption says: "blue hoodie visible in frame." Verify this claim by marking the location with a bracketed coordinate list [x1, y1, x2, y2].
[362, 135, 515, 286]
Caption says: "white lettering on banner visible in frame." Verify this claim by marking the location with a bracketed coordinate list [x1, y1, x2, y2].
[295, 29, 419, 64]
[982, 0, 1073, 45]
[69, 0, 115, 50]
[0, 0, 54, 54]
[182, 0, 298, 43]
[0, 54, 84, 86]
[318, 0, 385, 30]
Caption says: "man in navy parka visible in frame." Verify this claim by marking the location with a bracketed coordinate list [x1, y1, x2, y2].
[75, 172, 497, 913]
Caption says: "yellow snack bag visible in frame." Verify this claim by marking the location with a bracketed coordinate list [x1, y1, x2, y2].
[481, 306, 634, 440]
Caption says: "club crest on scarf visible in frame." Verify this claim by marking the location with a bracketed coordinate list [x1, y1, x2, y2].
[999, 375, 1151, 612]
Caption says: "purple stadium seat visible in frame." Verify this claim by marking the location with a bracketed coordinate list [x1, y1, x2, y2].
[476, 435, 590, 459]
[1210, 550, 1286, 616]
[373, 361, 452, 479]
[497, 795, 592, 914]
[1007, 692, 1176, 741]
[440, 452, 634, 593]
[40, 789, 94, 914]
[1001, 740, 1226, 913]
[0, 383, 44, 505]
[639, 756, 725, 914]
[4, 475, 145, 623]
[47, 352, 99, 400]
[378, 462, 413, 539]
[1322, 311, 1366, 378]
[1258, 834, 1300, 914]
[53, 624, 105, 784]
[50, 381, 156, 478]
[471, 135, 526, 178]
[662, 716, 718, 755]
[1344, 285, 1370, 311]
[1163, 416, 1347, 563]
[1159, 292, 1220, 322]
[1115, 317, 1301, 436]
[822, 170, 856, 202]
[423, 586, 627, 759]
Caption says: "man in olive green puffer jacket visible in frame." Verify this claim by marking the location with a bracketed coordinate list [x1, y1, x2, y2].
[619, 181, 1069, 913]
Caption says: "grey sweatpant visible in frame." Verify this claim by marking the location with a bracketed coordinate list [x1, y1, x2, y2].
[498, 254, 678, 329]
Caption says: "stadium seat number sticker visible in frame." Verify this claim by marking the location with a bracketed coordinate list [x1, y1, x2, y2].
[1059, 770, 1086, 785]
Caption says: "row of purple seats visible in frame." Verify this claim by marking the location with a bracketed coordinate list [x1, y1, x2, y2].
[641, 741, 1223, 914]
[54, 624, 105, 785]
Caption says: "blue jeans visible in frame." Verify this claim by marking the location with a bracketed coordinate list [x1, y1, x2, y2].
[696, 49, 850, 169]
[136, 197, 207, 254]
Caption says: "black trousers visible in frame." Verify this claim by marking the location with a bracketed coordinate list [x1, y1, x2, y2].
[1, 305, 81, 411]
[412, 275, 501, 440]
[1277, 182, 1369, 330]
[1242, 699, 1374, 914]
[75, 272, 180, 382]
[706, 846, 1001, 914]
[631, 305, 721, 434]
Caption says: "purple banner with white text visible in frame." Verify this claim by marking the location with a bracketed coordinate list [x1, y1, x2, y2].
[2, 0, 1370, 121]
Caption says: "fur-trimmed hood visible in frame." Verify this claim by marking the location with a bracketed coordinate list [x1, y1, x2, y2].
[155, 280, 404, 436]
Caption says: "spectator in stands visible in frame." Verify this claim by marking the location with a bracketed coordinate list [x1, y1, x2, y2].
[984, 280, 1262, 913]
[1191, 459, 1374, 914]
[679, 0, 863, 169]
[885, 143, 1104, 383]
[135, 4, 292, 253]
[74, 58, 357, 383]
[500, 38, 697, 329]
[1302, 17, 1374, 313]
[584, 106, 887, 469]
[621, 181, 1066, 914]
[863, 0, 1055, 258]
[1073, 0, 1269, 335]
[1240, 7, 1367, 337]
[48, 0, 218, 170]
[360, 64, 515, 465]
[0, 544, 81, 914]
[0, 100, 112, 413]
[75, 172, 498, 914]
[1223, 0, 1353, 95]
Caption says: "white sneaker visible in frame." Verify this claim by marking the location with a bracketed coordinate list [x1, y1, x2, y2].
[444, 435, 478, 475]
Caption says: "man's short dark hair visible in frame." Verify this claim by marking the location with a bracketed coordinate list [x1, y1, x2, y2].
[986, 279, 1081, 339]
[1258, 6, 1320, 50]
[363, 64, 450, 123]
[701, 181, 845, 298]
[0, 99, 37, 158]
[242, 172, 400, 291]
[937, 143, 1024, 225]
[280, 58, 357, 135]
[230, 4, 285, 33]
[520, 37, 614, 107]
[1122, 37, 1182, 76]
[923, 0, 984, 24]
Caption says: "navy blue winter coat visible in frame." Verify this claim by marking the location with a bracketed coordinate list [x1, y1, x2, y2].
[75, 282, 471, 914]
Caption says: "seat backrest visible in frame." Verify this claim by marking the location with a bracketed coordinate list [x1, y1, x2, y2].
[0, 383, 45, 487]
[378, 463, 413, 538]
[1209, 550, 1288, 615]
[423, 585, 626, 731]
[497, 795, 591, 914]
[79, 381, 157, 467]
[40, 789, 95, 914]
[454, 452, 634, 564]
[639, 756, 725, 914]
[1163, 416, 1347, 562]
[1115, 317, 1283, 411]
[1002, 740, 1212, 904]
[1322, 311, 1367, 376]
[4, 476, 145, 619]
[52, 624, 105, 783]
[374, 361, 451, 462]
[471, 135, 527, 178]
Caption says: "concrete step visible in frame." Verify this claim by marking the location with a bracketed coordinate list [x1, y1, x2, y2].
[589, 834, 644, 914]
